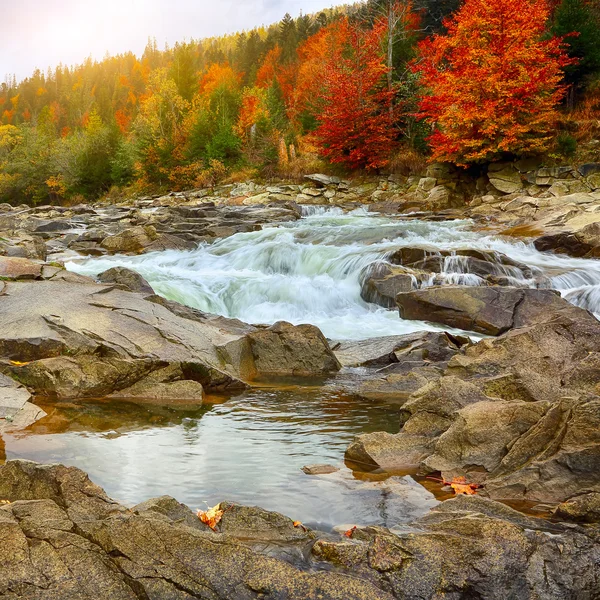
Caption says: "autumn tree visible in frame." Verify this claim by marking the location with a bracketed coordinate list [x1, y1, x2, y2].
[415, 0, 573, 164]
[313, 19, 398, 170]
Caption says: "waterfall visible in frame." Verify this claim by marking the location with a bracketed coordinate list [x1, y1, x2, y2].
[67, 208, 600, 340]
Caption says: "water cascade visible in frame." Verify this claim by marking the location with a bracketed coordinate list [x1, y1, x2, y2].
[68, 207, 600, 339]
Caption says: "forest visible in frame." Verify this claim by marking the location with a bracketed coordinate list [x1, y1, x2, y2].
[0, 0, 599, 204]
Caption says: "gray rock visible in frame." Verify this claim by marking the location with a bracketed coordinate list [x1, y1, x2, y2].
[97, 267, 155, 294]
[396, 286, 586, 335]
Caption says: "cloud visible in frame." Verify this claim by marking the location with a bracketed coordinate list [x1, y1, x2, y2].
[1, 0, 338, 81]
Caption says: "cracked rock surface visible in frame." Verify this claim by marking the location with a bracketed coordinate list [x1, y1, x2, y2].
[0, 460, 598, 600]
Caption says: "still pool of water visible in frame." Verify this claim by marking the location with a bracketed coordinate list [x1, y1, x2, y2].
[4, 385, 441, 530]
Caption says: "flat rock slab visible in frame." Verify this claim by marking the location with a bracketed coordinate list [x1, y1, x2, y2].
[0, 374, 46, 432]
[0, 256, 42, 280]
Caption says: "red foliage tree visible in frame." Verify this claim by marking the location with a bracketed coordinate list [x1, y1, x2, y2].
[313, 18, 398, 171]
[415, 0, 574, 164]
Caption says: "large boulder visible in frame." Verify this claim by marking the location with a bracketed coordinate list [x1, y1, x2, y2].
[100, 226, 159, 254]
[396, 286, 587, 335]
[247, 321, 341, 378]
[360, 263, 415, 308]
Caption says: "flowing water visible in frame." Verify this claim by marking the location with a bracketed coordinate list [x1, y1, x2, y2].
[66, 206, 600, 336]
[7, 207, 600, 528]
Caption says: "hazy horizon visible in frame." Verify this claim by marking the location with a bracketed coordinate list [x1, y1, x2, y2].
[2, 0, 339, 83]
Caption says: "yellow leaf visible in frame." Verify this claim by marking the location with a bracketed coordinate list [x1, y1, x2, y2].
[197, 504, 224, 531]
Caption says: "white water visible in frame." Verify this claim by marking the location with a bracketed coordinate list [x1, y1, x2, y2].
[67, 207, 600, 340]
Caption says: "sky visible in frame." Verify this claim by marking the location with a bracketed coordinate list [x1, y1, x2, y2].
[1, 0, 339, 82]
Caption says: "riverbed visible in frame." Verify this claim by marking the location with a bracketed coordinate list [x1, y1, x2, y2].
[6, 207, 600, 528]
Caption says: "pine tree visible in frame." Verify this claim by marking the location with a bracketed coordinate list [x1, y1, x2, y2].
[552, 0, 600, 98]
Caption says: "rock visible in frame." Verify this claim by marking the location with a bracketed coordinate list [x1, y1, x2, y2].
[247, 321, 341, 378]
[0, 460, 392, 600]
[0, 282, 341, 397]
[302, 464, 340, 475]
[305, 173, 342, 187]
[345, 431, 434, 469]
[100, 225, 159, 254]
[534, 231, 592, 257]
[314, 496, 600, 600]
[347, 308, 600, 503]
[555, 492, 600, 523]
[489, 166, 524, 194]
[423, 399, 550, 476]
[0, 256, 42, 280]
[0, 374, 46, 432]
[97, 267, 155, 294]
[334, 332, 466, 369]
[396, 286, 584, 335]
[356, 367, 443, 403]
[217, 501, 314, 541]
[579, 162, 600, 177]
[360, 263, 415, 308]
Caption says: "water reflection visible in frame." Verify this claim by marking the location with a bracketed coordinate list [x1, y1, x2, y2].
[3, 387, 439, 530]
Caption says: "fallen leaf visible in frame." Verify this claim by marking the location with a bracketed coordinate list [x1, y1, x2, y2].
[445, 477, 482, 496]
[0, 500, 11, 505]
[9, 361, 30, 367]
[197, 504, 224, 531]
[344, 526, 358, 538]
[293, 521, 308, 532]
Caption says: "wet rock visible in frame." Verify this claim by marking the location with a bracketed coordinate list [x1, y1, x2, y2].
[302, 464, 340, 475]
[396, 286, 584, 335]
[334, 332, 466, 369]
[356, 367, 443, 403]
[349, 312, 600, 503]
[345, 431, 434, 469]
[217, 501, 314, 541]
[536, 220, 600, 259]
[97, 266, 155, 294]
[360, 263, 415, 308]
[248, 321, 341, 378]
[0, 460, 391, 600]
[323, 496, 600, 600]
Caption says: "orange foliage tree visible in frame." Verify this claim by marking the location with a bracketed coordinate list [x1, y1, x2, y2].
[415, 0, 574, 164]
[313, 18, 398, 170]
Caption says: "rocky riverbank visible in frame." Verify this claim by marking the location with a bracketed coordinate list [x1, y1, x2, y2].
[1, 170, 600, 598]
[0, 459, 598, 600]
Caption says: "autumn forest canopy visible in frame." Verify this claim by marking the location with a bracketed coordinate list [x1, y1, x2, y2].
[1, 0, 600, 204]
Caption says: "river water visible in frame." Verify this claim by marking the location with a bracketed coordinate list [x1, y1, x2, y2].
[6, 207, 600, 528]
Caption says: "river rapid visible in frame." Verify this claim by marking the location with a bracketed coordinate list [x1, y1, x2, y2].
[67, 206, 600, 337]
[6, 207, 600, 529]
